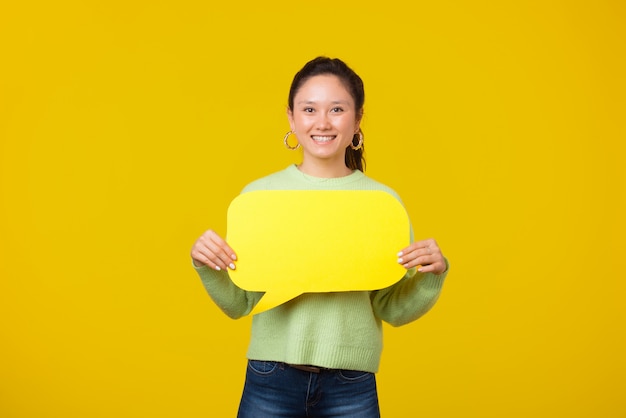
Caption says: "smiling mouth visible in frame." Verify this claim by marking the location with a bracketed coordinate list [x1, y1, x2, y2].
[311, 135, 336, 143]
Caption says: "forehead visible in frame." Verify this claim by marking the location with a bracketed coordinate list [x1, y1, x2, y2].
[295, 74, 354, 103]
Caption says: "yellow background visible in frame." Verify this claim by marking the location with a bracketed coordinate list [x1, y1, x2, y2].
[1, 1, 624, 417]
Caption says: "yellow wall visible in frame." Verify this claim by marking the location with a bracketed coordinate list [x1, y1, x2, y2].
[1, 1, 624, 416]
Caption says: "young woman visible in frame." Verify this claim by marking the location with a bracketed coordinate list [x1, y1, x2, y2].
[191, 57, 449, 417]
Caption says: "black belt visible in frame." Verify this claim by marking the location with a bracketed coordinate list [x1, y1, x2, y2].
[288, 364, 323, 373]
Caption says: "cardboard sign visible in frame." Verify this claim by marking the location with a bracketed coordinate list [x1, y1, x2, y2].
[227, 190, 410, 315]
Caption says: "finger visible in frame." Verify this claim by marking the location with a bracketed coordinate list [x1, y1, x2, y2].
[399, 239, 437, 258]
[191, 247, 223, 270]
[405, 239, 432, 252]
[191, 230, 237, 271]
[398, 251, 444, 271]
[399, 254, 435, 270]
[398, 238, 445, 273]
[397, 247, 432, 266]
[418, 259, 446, 274]
[203, 239, 237, 271]
[205, 230, 237, 261]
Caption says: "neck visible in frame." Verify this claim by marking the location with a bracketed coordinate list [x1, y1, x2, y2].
[297, 160, 353, 178]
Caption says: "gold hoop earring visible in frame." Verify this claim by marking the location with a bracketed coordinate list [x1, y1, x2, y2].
[283, 131, 300, 150]
[350, 130, 364, 150]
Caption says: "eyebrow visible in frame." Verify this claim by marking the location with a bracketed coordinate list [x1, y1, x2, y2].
[296, 100, 351, 105]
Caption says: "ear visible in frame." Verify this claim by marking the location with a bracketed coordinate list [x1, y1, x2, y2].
[286, 107, 296, 132]
[354, 108, 364, 133]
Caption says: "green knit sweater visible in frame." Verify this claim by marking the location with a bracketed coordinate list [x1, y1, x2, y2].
[194, 164, 448, 373]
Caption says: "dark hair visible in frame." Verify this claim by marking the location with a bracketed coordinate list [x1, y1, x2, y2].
[288, 57, 366, 172]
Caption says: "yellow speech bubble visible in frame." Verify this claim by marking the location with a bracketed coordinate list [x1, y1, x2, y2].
[227, 190, 410, 315]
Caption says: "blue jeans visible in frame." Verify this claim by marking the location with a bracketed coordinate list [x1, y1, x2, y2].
[237, 360, 381, 418]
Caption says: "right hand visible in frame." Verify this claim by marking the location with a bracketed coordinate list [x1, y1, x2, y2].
[191, 229, 237, 271]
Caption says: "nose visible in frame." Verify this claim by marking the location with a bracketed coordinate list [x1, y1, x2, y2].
[316, 112, 332, 129]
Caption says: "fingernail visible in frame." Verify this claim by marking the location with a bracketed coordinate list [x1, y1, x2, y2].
[231, 254, 237, 260]
[397, 258, 403, 264]
[397, 251, 403, 257]
[215, 266, 221, 271]
[229, 263, 236, 270]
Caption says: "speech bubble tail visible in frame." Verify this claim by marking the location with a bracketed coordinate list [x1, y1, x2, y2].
[249, 291, 300, 316]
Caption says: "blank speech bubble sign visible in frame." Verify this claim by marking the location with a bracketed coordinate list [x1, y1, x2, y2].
[227, 190, 411, 315]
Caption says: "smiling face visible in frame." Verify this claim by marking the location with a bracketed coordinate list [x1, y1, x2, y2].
[287, 74, 362, 177]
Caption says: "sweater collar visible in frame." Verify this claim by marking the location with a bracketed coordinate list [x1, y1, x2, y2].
[287, 164, 364, 185]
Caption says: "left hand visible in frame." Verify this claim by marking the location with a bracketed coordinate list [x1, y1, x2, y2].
[397, 238, 447, 274]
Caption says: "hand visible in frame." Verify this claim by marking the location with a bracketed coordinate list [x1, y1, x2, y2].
[191, 229, 237, 271]
[397, 238, 447, 274]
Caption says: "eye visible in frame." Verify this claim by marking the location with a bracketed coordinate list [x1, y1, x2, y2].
[330, 107, 344, 113]
[303, 107, 315, 113]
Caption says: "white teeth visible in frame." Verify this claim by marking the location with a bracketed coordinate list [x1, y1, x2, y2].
[312, 136, 335, 142]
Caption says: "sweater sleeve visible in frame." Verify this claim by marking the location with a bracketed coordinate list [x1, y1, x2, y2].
[370, 258, 449, 327]
[193, 262, 264, 319]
